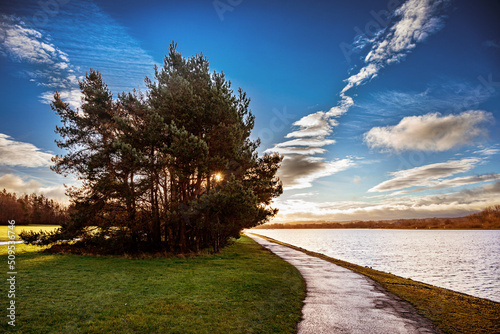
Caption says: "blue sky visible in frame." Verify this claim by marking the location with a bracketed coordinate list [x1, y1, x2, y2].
[0, 0, 499, 222]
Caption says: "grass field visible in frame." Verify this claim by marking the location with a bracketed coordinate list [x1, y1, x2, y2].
[0, 225, 60, 242]
[251, 233, 500, 334]
[0, 235, 305, 333]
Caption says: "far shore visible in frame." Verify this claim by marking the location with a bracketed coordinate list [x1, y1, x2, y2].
[257, 215, 500, 230]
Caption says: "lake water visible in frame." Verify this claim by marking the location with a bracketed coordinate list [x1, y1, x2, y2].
[251, 229, 500, 303]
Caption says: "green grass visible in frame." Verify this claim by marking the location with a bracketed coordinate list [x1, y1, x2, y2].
[0, 225, 60, 242]
[251, 233, 500, 334]
[0, 236, 305, 333]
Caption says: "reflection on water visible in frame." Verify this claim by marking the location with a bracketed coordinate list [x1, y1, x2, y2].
[253, 229, 500, 303]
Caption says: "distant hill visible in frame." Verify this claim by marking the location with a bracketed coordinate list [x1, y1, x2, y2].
[255, 205, 500, 230]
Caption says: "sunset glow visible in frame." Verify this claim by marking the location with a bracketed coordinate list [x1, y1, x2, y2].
[0, 0, 498, 222]
[214, 173, 223, 183]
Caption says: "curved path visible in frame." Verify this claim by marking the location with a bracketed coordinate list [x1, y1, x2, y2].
[247, 233, 440, 334]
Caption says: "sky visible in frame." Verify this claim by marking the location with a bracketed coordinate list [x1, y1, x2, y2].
[0, 0, 499, 222]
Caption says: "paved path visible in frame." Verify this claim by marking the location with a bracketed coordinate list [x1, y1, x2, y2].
[247, 233, 440, 334]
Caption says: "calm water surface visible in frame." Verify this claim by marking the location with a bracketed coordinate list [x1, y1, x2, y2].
[252, 229, 500, 303]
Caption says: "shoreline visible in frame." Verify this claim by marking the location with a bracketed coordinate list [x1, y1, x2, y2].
[254, 227, 500, 231]
[248, 233, 441, 333]
[251, 228, 499, 303]
[249, 232, 500, 334]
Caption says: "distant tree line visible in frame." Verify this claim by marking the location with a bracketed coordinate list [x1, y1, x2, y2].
[0, 189, 68, 225]
[466, 205, 500, 229]
[257, 206, 500, 230]
[22, 43, 283, 254]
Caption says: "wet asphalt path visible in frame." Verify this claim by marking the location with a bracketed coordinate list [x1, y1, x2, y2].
[247, 233, 440, 334]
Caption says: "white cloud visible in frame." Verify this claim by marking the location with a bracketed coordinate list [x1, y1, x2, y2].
[275, 138, 336, 148]
[285, 111, 337, 139]
[474, 147, 500, 156]
[40, 89, 82, 110]
[437, 173, 500, 188]
[289, 192, 318, 198]
[278, 156, 355, 190]
[342, 0, 449, 93]
[364, 111, 493, 152]
[341, 63, 379, 94]
[0, 133, 54, 167]
[368, 157, 481, 193]
[0, 14, 81, 109]
[272, 180, 500, 222]
[268, 147, 327, 156]
[389, 173, 500, 196]
[265, 95, 355, 189]
[266, 0, 449, 194]
[282, 97, 354, 142]
[44, 0, 156, 93]
[0, 19, 52, 63]
[0, 174, 68, 202]
[267, 95, 353, 154]
[0, 174, 42, 193]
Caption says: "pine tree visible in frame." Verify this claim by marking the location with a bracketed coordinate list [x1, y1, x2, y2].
[28, 43, 283, 254]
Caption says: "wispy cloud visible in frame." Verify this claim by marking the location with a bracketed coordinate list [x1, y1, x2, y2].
[0, 173, 68, 201]
[0, 1, 158, 202]
[266, 0, 449, 190]
[0, 1, 157, 109]
[266, 96, 354, 189]
[368, 157, 482, 193]
[0, 174, 42, 193]
[278, 156, 355, 190]
[273, 180, 500, 222]
[364, 110, 493, 153]
[437, 173, 500, 188]
[474, 146, 500, 156]
[0, 14, 82, 108]
[370, 83, 492, 114]
[342, 0, 449, 94]
[41, 0, 156, 93]
[0, 133, 54, 167]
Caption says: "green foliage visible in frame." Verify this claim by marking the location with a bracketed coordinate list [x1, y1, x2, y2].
[34, 42, 283, 254]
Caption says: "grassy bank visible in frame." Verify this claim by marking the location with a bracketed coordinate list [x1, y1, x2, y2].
[251, 233, 500, 334]
[0, 225, 60, 242]
[0, 236, 305, 333]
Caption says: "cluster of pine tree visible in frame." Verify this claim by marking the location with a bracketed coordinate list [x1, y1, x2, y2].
[22, 44, 283, 254]
[0, 189, 68, 225]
